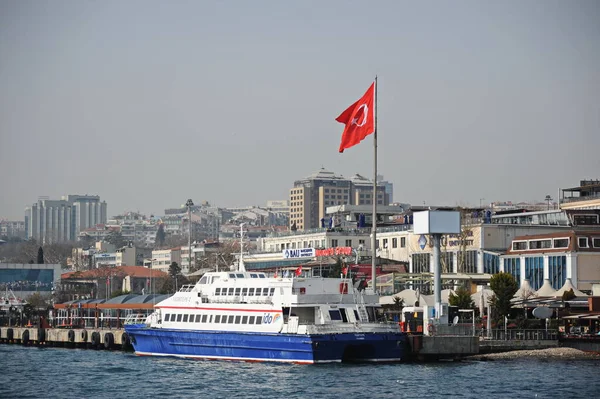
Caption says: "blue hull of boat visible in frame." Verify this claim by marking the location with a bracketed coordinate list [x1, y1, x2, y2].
[124, 325, 406, 364]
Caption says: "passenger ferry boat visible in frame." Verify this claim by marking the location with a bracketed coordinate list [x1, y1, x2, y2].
[125, 265, 407, 364]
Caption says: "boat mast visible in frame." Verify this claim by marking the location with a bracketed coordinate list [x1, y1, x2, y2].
[239, 223, 246, 272]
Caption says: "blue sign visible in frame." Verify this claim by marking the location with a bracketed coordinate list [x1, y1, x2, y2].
[418, 235, 427, 250]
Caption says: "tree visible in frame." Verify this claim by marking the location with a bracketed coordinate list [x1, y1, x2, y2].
[448, 286, 475, 309]
[37, 246, 44, 264]
[155, 224, 166, 249]
[105, 230, 126, 248]
[169, 261, 182, 278]
[489, 272, 518, 320]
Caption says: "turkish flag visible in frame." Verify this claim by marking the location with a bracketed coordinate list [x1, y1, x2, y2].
[336, 82, 375, 153]
[294, 266, 302, 277]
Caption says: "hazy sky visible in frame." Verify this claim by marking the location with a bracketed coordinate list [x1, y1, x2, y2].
[1, 0, 599, 220]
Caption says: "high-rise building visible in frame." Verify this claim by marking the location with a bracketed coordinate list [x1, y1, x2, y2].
[25, 195, 107, 243]
[289, 168, 389, 231]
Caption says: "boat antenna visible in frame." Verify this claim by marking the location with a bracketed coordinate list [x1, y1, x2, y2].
[239, 223, 246, 272]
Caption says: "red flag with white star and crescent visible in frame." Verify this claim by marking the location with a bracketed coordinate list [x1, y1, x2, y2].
[336, 82, 375, 153]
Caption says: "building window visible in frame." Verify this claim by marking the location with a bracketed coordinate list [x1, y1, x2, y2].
[483, 253, 500, 274]
[458, 250, 477, 274]
[512, 241, 528, 251]
[548, 255, 567, 289]
[553, 238, 569, 248]
[525, 257, 544, 291]
[331, 239, 338, 248]
[503, 258, 521, 284]
[382, 239, 388, 248]
[412, 253, 431, 294]
[578, 237, 589, 248]
[593, 238, 600, 248]
[529, 239, 552, 249]
[392, 238, 397, 248]
[345, 239, 352, 247]
[359, 239, 365, 246]
[401, 237, 406, 248]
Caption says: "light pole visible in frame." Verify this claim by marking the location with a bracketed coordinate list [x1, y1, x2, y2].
[186, 199, 194, 273]
[545, 195, 552, 210]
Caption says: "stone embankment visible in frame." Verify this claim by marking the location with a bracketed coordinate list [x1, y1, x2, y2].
[467, 347, 600, 361]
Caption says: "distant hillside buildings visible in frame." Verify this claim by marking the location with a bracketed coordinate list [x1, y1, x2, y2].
[25, 195, 107, 243]
[289, 168, 391, 231]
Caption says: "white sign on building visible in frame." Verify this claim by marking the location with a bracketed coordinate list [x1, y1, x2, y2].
[282, 248, 315, 259]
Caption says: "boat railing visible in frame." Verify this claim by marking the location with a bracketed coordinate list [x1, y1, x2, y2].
[124, 313, 148, 325]
[210, 296, 274, 305]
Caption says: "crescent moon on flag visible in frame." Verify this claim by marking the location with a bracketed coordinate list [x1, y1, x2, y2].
[351, 104, 368, 127]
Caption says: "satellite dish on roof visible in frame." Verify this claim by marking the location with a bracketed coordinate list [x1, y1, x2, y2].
[452, 315, 459, 325]
[532, 307, 553, 319]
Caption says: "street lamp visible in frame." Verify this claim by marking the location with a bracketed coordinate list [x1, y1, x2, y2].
[186, 199, 194, 273]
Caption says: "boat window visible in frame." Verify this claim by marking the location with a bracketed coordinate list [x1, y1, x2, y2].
[258, 274, 266, 278]
[229, 273, 236, 278]
[242, 315, 248, 324]
[214, 315, 221, 323]
[212, 276, 220, 283]
[353, 309, 360, 321]
[235, 288, 241, 296]
[164, 314, 170, 321]
[195, 315, 201, 323]
[235, 315, 241, 324]
[262, 288, 269, 296]
[221, 316, 227, 324]
[201, 315, 208, 323]
[255, 316, 262, 325]
[340, 309, 349, 323]
[248, 316, 255, 324]
[228, 315, 234, 323]
[228, 288, 234, 295]
[248, 288, 255, 296]
[183, 314, 189, 322]
[250, 273, 258, 278]
[236, 273, 245, 278]
[242, 288, 248, 296]
[329, 310, 342, 321]
[199, 276, 207, 284]
[215, 288, 221, 296]
[269, 288, 275, 296]
[209, 315, 213, 323]
[176, 314, 182, 322]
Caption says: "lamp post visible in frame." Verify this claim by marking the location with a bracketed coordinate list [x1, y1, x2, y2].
[186, 199, 194, 273]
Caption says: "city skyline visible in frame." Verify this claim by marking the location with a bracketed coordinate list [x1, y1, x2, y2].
[1, 1, 599, 221]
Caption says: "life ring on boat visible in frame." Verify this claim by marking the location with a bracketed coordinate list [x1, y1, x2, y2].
[81, 330, 88, 342]
[428, 324, 435, 334]
[68, 329, 75, 343]
[6, 328, 13, 341]
[22, 330, 30, 345]
[104, 332, 114, 349]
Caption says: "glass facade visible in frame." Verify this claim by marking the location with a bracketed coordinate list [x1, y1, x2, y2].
[503, 258, 521, 285]
[548, 255, 567, 290]
[525, 257, 544, 291]
[0, 269, 54, 291]
[412, 253, 431, 294]
[458, 250, 478, 274]
[483, 253, 500, 274]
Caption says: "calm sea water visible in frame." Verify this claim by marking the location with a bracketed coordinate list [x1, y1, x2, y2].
[0, 345, 599, 399]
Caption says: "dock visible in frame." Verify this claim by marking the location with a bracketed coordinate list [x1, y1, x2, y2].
[0, 326, 132, 350]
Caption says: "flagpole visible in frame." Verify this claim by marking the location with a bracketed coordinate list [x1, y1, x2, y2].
[371, 75, 378, 293]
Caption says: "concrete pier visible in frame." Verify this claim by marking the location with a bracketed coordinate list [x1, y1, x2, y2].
[0, 326, 131, 350]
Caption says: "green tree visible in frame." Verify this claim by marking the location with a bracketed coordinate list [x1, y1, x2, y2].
[155, 224, 166, 249]
[110, 289, 131, 298]
[448, 286, 475, 309]
[37, 246, 44, 264]
[489, 272, 518, 320]
[105, 230, 126, 248]
[169, 261, 181, 278]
